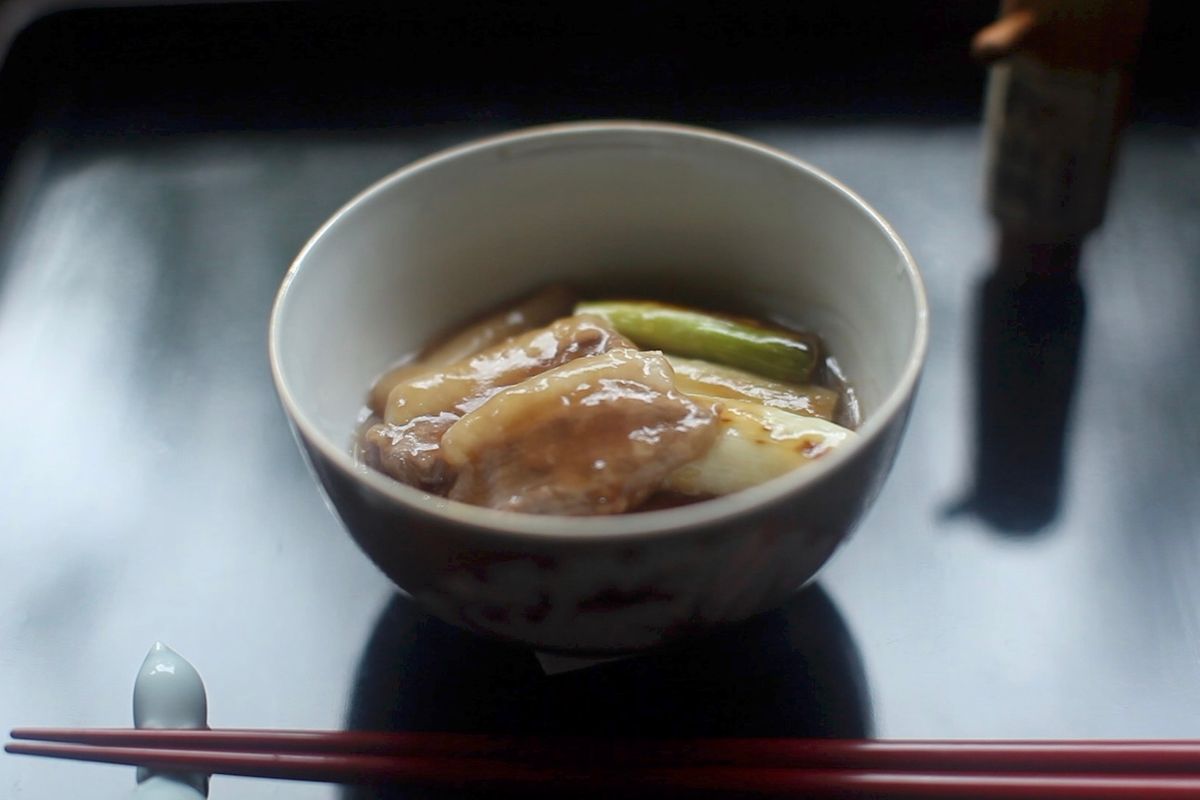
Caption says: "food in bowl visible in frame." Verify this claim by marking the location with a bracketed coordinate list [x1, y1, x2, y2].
[357, 284, 860, 515]
[269, 121, 927, 652]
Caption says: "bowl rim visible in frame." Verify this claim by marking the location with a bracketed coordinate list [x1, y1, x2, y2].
[268, 119, 929, 542]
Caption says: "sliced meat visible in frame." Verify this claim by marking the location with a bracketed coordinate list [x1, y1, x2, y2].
[366, 314, 631, 495]
[415, 284, 576, 370]
[361, 412, 458, 493]
[383, 314, 633, 426]
[367, 285, 575, 415]
[441, 349, 719, 515]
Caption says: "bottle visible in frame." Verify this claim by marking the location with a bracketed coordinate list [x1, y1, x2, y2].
[973, 0, 1150, 277]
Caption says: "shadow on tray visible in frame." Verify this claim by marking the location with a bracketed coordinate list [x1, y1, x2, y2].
[946, 253, 1088, 536]
[341, 583, 871, 799]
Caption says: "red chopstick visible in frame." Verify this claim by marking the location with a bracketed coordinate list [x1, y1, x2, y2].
[9, 731, 1200, 798]
[9, 741, 1200, 798]
[11, 729, 1200, 772]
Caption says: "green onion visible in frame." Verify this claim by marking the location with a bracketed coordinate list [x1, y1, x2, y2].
[576, 300, 819, 383]
[664, 398, 855, 496]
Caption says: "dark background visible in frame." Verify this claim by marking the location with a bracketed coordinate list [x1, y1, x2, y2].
[1, 3, 1197, 799]
[1, 1, 1196, 141]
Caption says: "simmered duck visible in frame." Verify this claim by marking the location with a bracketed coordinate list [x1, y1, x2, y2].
[361, 313, 631, 494]
[358, 286, 859, 515]
[442, 349, 719, 515]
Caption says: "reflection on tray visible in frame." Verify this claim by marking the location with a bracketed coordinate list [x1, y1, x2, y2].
[342, 584, 871, 798]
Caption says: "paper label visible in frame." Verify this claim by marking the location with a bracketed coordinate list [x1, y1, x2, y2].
[984, 55, 1124, 239]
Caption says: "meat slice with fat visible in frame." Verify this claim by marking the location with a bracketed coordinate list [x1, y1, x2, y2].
[441, 349, 719, 515]
[364, 315, 632, 492]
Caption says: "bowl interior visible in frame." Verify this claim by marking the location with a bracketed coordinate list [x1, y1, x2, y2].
[272, 123, 924, 507]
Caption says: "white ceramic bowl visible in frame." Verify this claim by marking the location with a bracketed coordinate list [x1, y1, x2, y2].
[270, 121, 927, 654]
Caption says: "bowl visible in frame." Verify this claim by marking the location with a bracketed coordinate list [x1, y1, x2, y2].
[269, 121, 927, 654]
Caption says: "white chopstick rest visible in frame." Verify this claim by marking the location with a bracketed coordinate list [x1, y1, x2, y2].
[132, 643, 209, 799]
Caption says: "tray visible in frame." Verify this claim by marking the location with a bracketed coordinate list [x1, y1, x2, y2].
[1, 3, 1197, 798]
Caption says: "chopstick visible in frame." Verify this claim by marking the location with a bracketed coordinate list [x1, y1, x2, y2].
[9, 731, 1200, 798]
[9, 742, 1200, 798]
[12, 729, 1200, 772]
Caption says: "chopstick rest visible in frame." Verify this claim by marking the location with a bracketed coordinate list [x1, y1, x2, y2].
[132, 643, 209, 800]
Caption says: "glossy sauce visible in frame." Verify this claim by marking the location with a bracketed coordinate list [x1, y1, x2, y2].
[356, 293, 857, 515]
